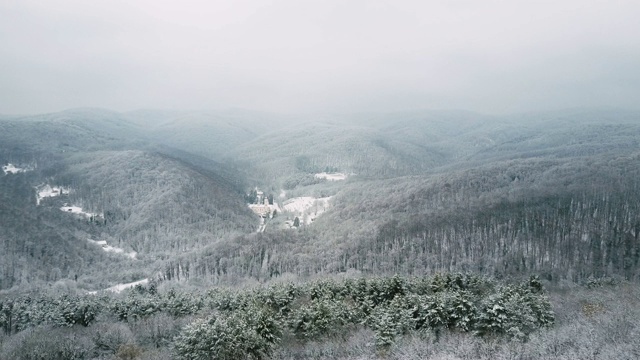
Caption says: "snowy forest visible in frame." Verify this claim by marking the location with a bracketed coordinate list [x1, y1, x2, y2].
[1, 108, 640, 358]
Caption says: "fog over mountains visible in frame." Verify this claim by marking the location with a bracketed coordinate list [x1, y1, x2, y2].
[2, 1, 640, 358]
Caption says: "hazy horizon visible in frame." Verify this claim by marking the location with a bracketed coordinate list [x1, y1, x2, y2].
[2, 0, 639, 115]
[5, 105, 639, 119]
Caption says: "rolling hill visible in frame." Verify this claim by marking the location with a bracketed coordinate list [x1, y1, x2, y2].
[0, 110, 263, 291]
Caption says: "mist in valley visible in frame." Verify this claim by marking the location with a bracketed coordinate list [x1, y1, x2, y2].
[1, 1, 640, 359]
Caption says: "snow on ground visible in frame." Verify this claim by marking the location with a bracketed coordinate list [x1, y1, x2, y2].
[283, 196, 332, 224]
[283, 197, 317, 213]
[257, 217, 266, 233]
[60, 204, 103, 219]
[315, 172, 348, 181]
[87, 239, 137, 259]
[279, 189, 286, 198]
[88, 279, 149, 295]
[2, 163, 31, 174]
[36, 184, 71, 205]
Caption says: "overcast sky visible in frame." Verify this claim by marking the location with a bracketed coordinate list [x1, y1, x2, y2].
[1, 0, 639, 115]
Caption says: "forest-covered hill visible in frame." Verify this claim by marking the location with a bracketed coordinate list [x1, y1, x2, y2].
[0, 112, 260, 291]
[0, 108, 146, 157]
[122, 109, 294, 161]
[0, 148, 258, 291]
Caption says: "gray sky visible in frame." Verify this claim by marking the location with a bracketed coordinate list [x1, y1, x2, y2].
[1, 0, 639, 115]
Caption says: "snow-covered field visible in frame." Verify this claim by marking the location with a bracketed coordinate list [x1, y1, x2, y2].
[88, 278, 149, 295]
[283, 197, 317, 213]
[60, 204, 103, 219]
[87, 239, 137, 259]
[315, 172, 348, 181]
[283, 196, 332, 224]
[36, 184, 70, 205]
[35, 185, 102, 219]
[3, 163, 32, 175]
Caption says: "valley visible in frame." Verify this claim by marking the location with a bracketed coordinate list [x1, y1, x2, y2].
[2, 108, 640, 290]
[1, 108, 640, 359]
[248, 187, 335, 232]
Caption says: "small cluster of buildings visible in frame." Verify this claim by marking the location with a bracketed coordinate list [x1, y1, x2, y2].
[248, 188, 280, 219]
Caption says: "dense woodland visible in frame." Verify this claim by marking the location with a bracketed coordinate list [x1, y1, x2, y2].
[0, 150, 256, 291]
[1, 108, 640, 358]
[0, 274, 556, 359]
[163, 154, 640, 286]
